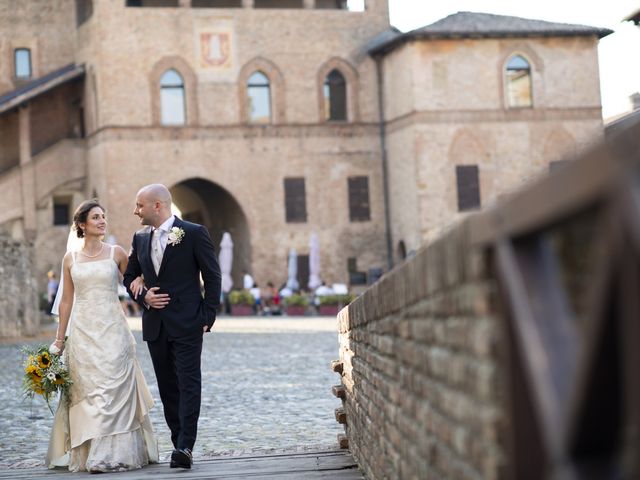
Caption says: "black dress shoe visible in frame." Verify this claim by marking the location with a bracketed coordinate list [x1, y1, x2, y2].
[170, 448, 193, 469]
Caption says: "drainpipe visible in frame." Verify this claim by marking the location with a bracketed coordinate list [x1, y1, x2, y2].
[374, 54, 394, 271]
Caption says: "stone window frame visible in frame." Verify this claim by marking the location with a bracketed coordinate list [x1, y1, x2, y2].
[149, 56, 199, 126]
[498, 45, 543, 110]
[316, 57, 359, 123]
[238, 57, 286, 124]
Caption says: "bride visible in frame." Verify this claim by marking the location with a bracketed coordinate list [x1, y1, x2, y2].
[46, 199, 158, 473]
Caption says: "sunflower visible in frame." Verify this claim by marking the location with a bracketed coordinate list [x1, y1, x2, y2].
[26, 364, 42, 379]
[36, 352, 51, 369]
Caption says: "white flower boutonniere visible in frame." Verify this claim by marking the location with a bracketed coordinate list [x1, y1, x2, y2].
[167, 227, 185, 246]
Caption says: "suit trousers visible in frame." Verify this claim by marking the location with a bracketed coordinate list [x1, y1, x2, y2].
[147, 321, 203, 451]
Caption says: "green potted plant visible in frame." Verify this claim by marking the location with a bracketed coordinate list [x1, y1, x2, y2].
[228, 289, 255, 316]
[283, 293, 310, 316]
[317, 294, 355, 316]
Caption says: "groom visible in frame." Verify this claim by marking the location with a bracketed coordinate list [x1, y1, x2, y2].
[124, 184, 221, 469]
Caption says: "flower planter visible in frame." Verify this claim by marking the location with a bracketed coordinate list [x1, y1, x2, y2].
[318, 305, 340, 316]
[285, 305, 307, 316]
[230, 305, 254, 316]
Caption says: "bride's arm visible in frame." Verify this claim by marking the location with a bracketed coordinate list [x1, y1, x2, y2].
[52, 253, 74, 354]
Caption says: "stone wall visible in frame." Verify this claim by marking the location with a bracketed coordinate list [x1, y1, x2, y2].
[335, 218, 504, 479]
[0, 234, 40, 338]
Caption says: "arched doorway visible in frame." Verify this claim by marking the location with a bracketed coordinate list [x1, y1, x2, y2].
[170, 178, 251, 289]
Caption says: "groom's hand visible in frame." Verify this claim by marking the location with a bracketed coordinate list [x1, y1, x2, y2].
[145, 287, 170, 309]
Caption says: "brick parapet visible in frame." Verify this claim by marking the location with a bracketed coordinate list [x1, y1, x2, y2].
[336, 216, 504, 479]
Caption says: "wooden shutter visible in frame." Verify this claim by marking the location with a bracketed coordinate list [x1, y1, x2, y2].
[297, 254, 309, 291]
[456, 165, 480, 211]
[348, 176, 370, 221]
[284, 177, 307, 223]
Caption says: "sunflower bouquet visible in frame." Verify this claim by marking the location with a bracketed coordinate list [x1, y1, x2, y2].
[22, 344, 72, 414]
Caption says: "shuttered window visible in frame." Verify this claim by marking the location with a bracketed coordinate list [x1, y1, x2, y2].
[53, 197, 71, 226]
[456, 165, 480, 211]
[284, 177, 307, 223]
[348, 176, 370, 222]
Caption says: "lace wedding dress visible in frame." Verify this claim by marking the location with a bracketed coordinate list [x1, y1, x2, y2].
[46, 246, 158, 472]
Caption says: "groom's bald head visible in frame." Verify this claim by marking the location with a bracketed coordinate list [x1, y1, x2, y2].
[138, 184, 172, 206]
[134, 183, 173, 227]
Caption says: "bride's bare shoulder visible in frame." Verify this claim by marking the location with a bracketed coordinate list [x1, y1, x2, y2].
[113, 244, 128, 257]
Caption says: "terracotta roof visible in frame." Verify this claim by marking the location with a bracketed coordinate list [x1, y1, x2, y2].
[370, 11, 613, 55]
[0, 64, 84, 115]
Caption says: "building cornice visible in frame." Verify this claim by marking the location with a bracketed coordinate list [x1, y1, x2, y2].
[385, 107, 603, 133]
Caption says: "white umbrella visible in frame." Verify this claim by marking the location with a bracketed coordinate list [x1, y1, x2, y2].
[286, 248, 299, 291]
[219, 232, 234, 293]
[308, 233, 321, 290]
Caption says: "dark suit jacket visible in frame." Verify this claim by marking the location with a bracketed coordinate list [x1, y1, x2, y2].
[124, 216, 221, 342]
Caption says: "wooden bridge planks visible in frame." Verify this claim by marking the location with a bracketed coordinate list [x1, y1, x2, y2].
[0, 449, 363, 479]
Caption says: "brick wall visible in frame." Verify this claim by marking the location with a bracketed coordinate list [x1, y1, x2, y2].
[335, 219, 504, 479]
[0, 234, 40, 338]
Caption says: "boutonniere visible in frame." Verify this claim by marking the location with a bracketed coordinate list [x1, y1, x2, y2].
[167, 227, 185, 246]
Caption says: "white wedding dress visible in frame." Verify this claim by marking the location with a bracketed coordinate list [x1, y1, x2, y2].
[46, 246, 158, 472]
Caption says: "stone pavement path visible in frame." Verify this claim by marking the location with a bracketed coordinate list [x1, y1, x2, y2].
[0, 316, 346, 471]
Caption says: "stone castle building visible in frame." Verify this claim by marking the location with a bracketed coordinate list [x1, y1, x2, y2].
[0, 1, 611, 294]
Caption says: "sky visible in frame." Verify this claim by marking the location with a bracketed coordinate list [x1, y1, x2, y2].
[386, 0, 640, 120]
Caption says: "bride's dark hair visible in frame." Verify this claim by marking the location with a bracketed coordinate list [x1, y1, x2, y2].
[73, 199, 104, 238]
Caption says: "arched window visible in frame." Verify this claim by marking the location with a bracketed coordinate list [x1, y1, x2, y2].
[505, 55, 532, 108]
[323, 69, 347, 121]
[247, 71, 271, 123]
[14, 48, 32, 79]
[160, 69, 186, 125]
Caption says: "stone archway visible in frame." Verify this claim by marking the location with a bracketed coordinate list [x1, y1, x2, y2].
[170, 178, 251, 289]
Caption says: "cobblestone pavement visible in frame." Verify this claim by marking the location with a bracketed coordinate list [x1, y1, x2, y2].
[0, 316, 344, 469]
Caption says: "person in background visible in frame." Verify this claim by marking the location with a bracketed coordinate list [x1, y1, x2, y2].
[47, 271, 60, 315]
[243, 271, 254, 290]
[249, 282, 261, 315]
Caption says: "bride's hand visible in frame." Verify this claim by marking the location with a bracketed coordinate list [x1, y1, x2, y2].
[49, 339, 65, 355]
[130, 276, 146, 300]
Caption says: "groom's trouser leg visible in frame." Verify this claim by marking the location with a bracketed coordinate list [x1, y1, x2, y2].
[172, 331, 203, 451]
[147, 324, 181, 448]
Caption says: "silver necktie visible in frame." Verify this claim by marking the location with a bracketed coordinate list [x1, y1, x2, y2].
[152, 228, 163, 275]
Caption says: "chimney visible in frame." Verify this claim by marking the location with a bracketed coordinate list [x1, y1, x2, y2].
[631, 92, 640, 111]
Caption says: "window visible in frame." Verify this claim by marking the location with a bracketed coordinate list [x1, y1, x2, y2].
[53, 197, 71, 226]
[456, 165, 481, 211]
[247, 71, 271, 123]
[126, 0, 179, 6]
[14, 48, 32, 79]
[347, 257, 367, 285]
[397, 240, 407, 261]
[160, 69, 186, 125]
[348, 176, 370, 221]
[324, 69, 347, 121]
[505, 55, 532, 108]
[192, 0, 242, 6]
[316, 0, 347, 9]
[76, 0, 93, 26]
[254, 0, 303, 8]
[297, 255, 310, 290]
[549, 160, 569, 173]
[284, 177, 307, 223]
